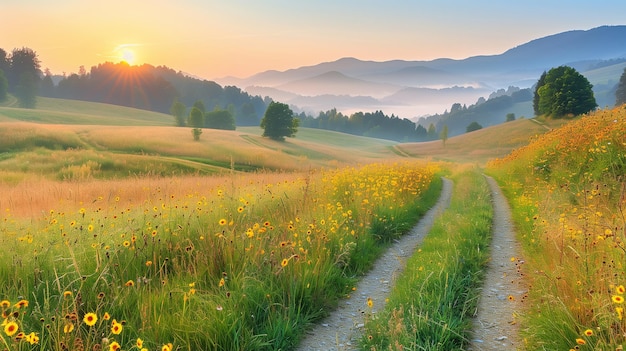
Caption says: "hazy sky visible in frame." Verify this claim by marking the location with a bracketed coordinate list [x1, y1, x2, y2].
[3, 0, 626, 79]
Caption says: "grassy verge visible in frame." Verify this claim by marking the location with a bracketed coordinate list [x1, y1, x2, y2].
[486, 107, 626, 349]
[360, 167, 493, 350]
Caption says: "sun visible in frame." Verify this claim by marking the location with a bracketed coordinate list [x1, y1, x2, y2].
[120, 48, 136, 65]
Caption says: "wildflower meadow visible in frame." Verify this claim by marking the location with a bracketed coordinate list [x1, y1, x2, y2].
[0, 161, 438, 351]
[488, 106, 626, 349]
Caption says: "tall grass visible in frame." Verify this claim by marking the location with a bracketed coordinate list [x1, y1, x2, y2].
[0, 161, 438, 351]
[487, 107, 626, 349]
[361, 167, 493, 350]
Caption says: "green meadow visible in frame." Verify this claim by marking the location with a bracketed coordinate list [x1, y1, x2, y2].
[1, 95, 625, 350]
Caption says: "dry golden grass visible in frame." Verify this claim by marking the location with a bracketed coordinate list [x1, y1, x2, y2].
[0, 171, 306, 219]
[396, 118, 556, 164]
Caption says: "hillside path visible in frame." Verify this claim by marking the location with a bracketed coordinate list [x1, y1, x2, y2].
[468, 176, 527, 350]
[295, 178, 453, 351]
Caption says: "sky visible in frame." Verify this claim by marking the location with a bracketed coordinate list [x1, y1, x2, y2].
[3, 0, 626, 80]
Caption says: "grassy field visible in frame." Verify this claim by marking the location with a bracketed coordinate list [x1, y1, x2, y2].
[6, 95, 620, 350]
[397, 117, 569, 164]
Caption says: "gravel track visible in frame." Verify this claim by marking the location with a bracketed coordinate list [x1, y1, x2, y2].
[467, 176, 526, 350]
[295, 176, 526, 351]
[295, 178, 453, 351]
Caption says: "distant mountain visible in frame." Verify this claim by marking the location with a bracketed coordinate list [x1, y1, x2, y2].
[215, 25, 626, 119]
[277, 71, 398, 98]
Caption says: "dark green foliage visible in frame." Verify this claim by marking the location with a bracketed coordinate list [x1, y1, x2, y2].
[6, 47, 41, 93]
[205, 109, 236, 130]
[188, 106, 204, 128]
[170, 98, 186, 126]
[299, 109, 427, 142]
[427, 123, 437, 139]
[16, 71, 38, 108]
[39, 73, 54, 97]
[45, 61, 267, 118]
[616, 68, 626, 106]
[192, 100, 206, 114]
[260, 101, 298, 141]
[0, 69, 7, 101]
[191, 128, 202, 141]
[506, 113, 516, 122]
[533, 71, 547, 115]
[535, 66, 597, 118]
[440, 124, 448, 145]
[466, 121, 482, 133]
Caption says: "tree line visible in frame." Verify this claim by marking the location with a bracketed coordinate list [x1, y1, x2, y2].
[0, 47, 41, 108]
[44, 62, 269, 125]
[0, 47, 269, 125]
[3, 46, 626, 143]
[298, 109, 434, 142]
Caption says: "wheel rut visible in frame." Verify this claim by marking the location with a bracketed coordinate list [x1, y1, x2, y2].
[468, 176, 527, 350]
[295, 178, 453, 351]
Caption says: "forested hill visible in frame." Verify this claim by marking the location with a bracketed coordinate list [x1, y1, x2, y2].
[40, 62, 269, 126]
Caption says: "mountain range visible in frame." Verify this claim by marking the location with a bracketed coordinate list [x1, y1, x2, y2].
[215, 25, 626, 119]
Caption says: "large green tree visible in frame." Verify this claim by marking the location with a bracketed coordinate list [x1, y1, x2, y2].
[616, 68, 626, 106]
[7, 47, 40, 92]
[535, 66, 597, 118]
[260, 101, 298, 141]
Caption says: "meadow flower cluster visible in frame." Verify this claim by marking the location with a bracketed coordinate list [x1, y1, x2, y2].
[488, 107, 626, 349]
[0, 161, 437, 350]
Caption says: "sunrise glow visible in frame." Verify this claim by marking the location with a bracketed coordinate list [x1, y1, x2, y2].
[2, 0, 625, 79]
[120, 49, 135, 65]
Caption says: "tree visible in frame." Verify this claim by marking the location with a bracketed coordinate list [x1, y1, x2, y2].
[192, 100, 206, 115]
[7, 47, 41, 92]
[16, 71, 38, 108]
[427, 123, 437, 140]
[616, 68, 626, 106]
[533, 71, 547, 116]
[260, 101, 298, 141]
[466, 121, 482, 133]
[39, 72, 55, 97]
[439, 124, 448, 146]
[535, 66, 597, 118]
[188, 106, 204, 127]
[188, 106, 204, 141]
[506, 113, 516, 122]
[170, 98, 186, 126]
[205, 109, 236, 130]
[0, 49, 8, 73]
[0, 69, 7, 102]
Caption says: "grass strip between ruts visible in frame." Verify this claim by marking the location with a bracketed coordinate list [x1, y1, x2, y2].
[361, 167, 494, 350]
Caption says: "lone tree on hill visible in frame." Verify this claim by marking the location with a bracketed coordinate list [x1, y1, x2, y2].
[534, 66, 597, 118]
[260, 101, 298, 141]
[616, 68, 626, 106]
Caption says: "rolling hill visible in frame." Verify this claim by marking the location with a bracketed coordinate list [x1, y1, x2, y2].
[0, 96, 556, 183]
